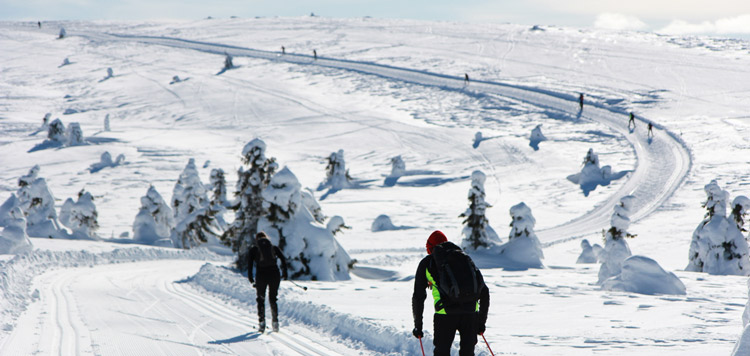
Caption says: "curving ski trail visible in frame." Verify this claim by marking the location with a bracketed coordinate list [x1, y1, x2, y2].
[71, 30, 691, 245]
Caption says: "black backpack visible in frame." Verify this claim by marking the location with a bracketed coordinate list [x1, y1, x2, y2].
[256, 238, 277, 268]
[431, 241, 481, 306]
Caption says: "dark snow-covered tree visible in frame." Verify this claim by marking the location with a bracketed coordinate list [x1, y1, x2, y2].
[171, 158, 223, 249]
[319, 149, 352, 191]
[59, 189, 99, 240]
[14, 165, 62, 238]
[47, 118, 66, 144]
[258, 166, 352, 280]
[460, 170, 500, 251]
[598, 195, 635, 283]
[133, 186, 175, 246]
[222, 138, 278, 270]
[688, 181, 750, 275]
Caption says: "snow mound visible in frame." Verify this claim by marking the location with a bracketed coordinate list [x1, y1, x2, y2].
[600, 255, 686, 295]
[576, 239, 602, 264]
[567, 148, 628, 196]
[529, 124, 547, 151]
[186, 263, 430, 355]
[371, 214, 412, 232]
[89, 151, 126, 173]
[0, 208, 33, 255]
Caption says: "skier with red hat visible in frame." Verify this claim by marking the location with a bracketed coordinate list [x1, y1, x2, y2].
[412, 230, 490, 356]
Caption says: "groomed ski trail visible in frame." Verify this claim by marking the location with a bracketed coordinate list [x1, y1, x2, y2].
[70, 30, 692, 245]
[0, 260, 348, 356]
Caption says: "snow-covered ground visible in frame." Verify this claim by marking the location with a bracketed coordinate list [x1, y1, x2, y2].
[1, 17, 750, 355]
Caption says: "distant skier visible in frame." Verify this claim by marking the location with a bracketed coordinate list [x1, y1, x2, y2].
[579, 93, 584, 111]
[313, 49, 317, 60]
[464, 73, 469, 84]
[412, 230, 490, 356]
[647, 122, 654, 138]
[37, 21, 41, 29]
[248, 232, 288, 333]
[281, 45, 285, 54]
[628, 112, 636, 130]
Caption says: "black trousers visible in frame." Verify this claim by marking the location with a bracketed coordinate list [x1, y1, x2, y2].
[256, 268, 281, 322]
[433, 313, 478, 356]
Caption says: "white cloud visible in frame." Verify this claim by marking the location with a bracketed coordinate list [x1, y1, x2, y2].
[593, 13, 647, 31]
[659, 14, 750, 35]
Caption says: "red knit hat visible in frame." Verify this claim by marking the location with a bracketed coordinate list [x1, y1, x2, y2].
[426, 230, 448, 255]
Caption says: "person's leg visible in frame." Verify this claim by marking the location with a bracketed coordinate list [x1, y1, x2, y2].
[433, 314, 459, 356]
[457, 313, 478, 356]
[256, 276, 269, 328]
[268, 273, 281, 324]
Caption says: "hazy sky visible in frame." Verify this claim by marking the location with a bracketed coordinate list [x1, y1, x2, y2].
[2, 0, 750, 38]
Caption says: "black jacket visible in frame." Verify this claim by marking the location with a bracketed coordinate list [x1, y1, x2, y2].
[412, 254, 490, 329]
[248, 244, 288, 281]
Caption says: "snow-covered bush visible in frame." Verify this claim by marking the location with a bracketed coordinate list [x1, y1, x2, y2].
[66, 122, 85, 145]
[59, 189, 99, 240]
[372, 214, 397, 232]
[576, 239, 602, 264]
[327, 216, 349, 236]
[222, 138, 278, 269]
[687, 180, 750, 275]
[258, 166, 352, 281]
[319, 149, 353, 191]
[495, 202, 543, 268]
[47, 118, 66, 143]
[58, 28, 66, 39]
[133, 186, 175, 246]
[104, 114, 111, 131]
[567, 148, 624, 196]
[473, 131, 483, 148]
[0, 207, 33, 254]
[598, 195, 635, 284]
[529, 124, 547, 151]
[171, 158, 223, 249]
[170, 75, 182, 84]
[89, 151, 125, 173]
[460, 170, 500, 251]
[389, 155, 406, 178]
[14, 165, 62, 238]
[41, 113, 51, 129]
[224, 53, 234, 69]
[601, 255, 686, 295]
[106, 67, 113, 78]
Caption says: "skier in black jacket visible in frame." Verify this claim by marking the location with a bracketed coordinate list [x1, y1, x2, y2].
[412, 230, 490, 356]
[248, 231, 288, 332]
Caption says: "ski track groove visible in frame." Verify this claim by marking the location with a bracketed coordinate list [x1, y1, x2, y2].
[69, 30, 692, 245]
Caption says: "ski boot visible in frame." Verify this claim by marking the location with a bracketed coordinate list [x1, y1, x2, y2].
[272, 321, 279, 332]
[258, 321, 266, 333]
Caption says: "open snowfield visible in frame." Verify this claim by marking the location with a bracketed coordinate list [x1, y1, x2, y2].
[1, 16, 750, 355]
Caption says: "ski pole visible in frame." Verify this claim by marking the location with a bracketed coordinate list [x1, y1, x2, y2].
[418, 337, 425, 356]
[289, 280, 308, 291]
[481, 333, 495, 356]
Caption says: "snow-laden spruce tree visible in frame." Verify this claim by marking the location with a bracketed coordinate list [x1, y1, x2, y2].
[208, 168, 228, 232]
[0, 207, 33, 254]
[460, 170, 500, 251]
[598, 195, 636, 284]
[567, 148, 621, 196]
[89, 151, 125, 173]
[224, 53, 234, 70]
[732, 279, 750, 356]
[389, 155, 406, 178]
[577, 239, 602, 264]
[47, 119, 66, 144]
[687, 181, 750, 275]
[258, 167, 352, 281]
[327, 216, 350, 236]
[41, 113, 51, 129]
[222, 138, 277, 270]
[104, 114, 111, 131]
[59, 189, 99, 240]
[15, 165, 62, 238]
[58, 28, 66, 39]
[319, 149, 353, 191]
[502, 202, 544, 264]
[171, 158, 223, 249]
[133, 186, 175, 246]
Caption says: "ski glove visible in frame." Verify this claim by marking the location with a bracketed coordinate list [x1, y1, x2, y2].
[412, 327, 423, 339]
[476, 323, 486, 335]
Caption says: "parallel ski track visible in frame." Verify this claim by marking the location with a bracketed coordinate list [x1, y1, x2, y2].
[73, 31, 692, 245]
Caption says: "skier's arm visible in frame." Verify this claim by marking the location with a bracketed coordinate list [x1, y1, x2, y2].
[476, 269, 490, 331]
[274, 246, 288, 279]
[247, 246, 257, 283]
[411, 257, 429, 330]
